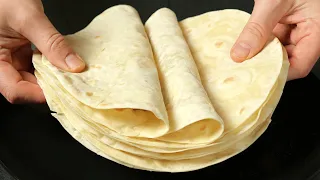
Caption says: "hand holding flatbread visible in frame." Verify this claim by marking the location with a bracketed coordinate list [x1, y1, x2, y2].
[33, 5, 289, 172]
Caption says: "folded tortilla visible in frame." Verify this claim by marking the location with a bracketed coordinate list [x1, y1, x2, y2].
[38, 5, 170, 138]
[145, 8, 224, 143]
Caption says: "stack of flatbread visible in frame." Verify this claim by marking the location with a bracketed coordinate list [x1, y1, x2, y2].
[33, 5, 289, 172]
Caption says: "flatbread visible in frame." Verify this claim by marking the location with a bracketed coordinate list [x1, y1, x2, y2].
[180, 9, 285, 132]
[33, 5, 289, 172]
[34, 5, 225, 145]
[38, 5, 169, 138]
[145, 7, 224, 143]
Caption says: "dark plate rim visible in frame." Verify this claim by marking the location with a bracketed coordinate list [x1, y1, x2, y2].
[0, 159, 19, 180]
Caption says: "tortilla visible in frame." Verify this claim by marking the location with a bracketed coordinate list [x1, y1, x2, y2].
[33, 5, 289, 172]
[145, 7, 224, 143]
[38, 5, 169, 138]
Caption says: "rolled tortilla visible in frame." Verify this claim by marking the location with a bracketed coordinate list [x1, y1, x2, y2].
[145, 8, 224, 143]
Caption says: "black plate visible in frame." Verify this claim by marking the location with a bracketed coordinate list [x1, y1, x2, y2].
[1, 1, 320, 180]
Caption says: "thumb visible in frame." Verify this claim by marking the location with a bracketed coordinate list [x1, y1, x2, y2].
[230, 0, 291, 62]
[20, 13, 85, 72]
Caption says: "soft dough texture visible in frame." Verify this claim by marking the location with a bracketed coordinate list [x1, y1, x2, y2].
[39, 5, 170, 138]
[145, 8, 224, 143]
[33, 5, 289, 172]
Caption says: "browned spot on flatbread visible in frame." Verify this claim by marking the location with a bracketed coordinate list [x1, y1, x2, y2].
[223, 77, 234, 83]
[115, 109, 124, 112]
[64, 76, 73, 83]
[86, 92, 93, 96]
[95, 36, 101, 39]
[215, 41, 224, 48]
[200, 125, 206, 131]
[239, 107, 245, 115]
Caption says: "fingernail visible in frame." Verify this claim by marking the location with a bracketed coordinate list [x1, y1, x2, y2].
[65, 54, 85, 71]
[231, 42, 251, 60]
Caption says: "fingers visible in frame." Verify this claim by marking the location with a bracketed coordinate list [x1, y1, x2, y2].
[11, 43, 33, 71]
[18, 12, 85, 73]
[289, 20, 315, 45]
[20, 71, 38, 84]
[285, 44, 295, 59]
[231, 0, 293, 62]
[273, 23, 293, 45]
[0, 61, 45, 104]
[287, 23, 320, 81]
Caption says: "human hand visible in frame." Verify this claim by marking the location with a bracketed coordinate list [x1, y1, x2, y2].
[230, 0, 320, 81]
[0, 0, 86, 104]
